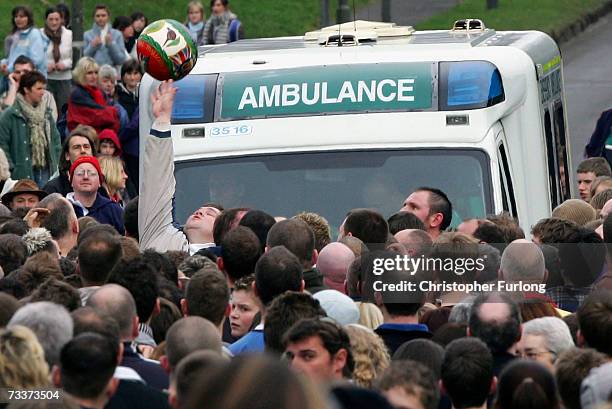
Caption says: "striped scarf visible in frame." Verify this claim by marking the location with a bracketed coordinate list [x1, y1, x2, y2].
[15, 93, 50, 168]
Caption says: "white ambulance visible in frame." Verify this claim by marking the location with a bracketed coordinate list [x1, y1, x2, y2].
[139, 20, 572, 234]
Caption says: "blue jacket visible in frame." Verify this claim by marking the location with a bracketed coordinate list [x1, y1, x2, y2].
[71, 192, 125, 234]
[2, 27, 48, 76]
[83, 24, 127, 67]
[120, 106, 139, 157]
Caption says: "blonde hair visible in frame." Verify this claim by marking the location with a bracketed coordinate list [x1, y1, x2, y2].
[98, 155, 126, 196]
[72, 56, 99, 86]
[0, 325, 49, 388]
[344, 324, 390, 388]
[187, 1, 205, 19]
[0, 148, 10, 181]
[356, 301, 384, 330]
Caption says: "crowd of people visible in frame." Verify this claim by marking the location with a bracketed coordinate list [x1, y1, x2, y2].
[0, 80, 610, 409]
[0, 2, 611, 408]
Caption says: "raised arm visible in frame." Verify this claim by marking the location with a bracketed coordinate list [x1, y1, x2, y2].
[138, 81, 189, 252]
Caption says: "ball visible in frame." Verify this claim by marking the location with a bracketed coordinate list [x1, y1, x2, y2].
[137, 19, 198, 81]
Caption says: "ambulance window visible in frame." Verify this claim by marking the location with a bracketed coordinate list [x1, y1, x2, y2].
[499, 163, 509, 213]
[439, 61, 505, 110]
[543, 110, 560, 207]
[171, 74, 218, 124]
[553, 102, 571, 201]
[498, 143, 517, 217]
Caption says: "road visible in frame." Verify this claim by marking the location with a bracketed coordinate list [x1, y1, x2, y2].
[561, 13, 612, 173]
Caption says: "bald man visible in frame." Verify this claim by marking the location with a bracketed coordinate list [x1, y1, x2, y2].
[88, 284, 169, 391]
[499, 239, 547, 284]
[317, 243, 355, 294]
[160, 317, 223, 375]
[394, 229, 433, 257]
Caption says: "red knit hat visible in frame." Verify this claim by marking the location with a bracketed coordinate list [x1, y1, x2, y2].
[69, 156, 104, 185]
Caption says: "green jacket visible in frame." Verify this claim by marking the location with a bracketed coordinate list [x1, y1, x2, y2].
[0, 102, 61, 180]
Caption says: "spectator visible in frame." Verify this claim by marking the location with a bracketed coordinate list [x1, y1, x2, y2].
[202, 0, 244, 45]
[8, 301, 73, 367]
[431, 322, 468, 347]
[263, 291, 326, 355]
[184, 355, 325, 409]
[400, 187, 452, 239]
[112, 16, 134, 61]
[218, 225, 261, 285]
[108, 256, 161, 348]
[344, 324, 390, 389]
[1, 6, 47, 76]
[67, 57, 120, 134]
[284, 318, 354, 383]
[516, 316, 574, 371]
[590, 176, 612, 198]
[577, 157, 611, 201]
[160, 316, 222, 375]
[38, 193, 79, 257]
[1, 179, 47, 210]
[580, 362, 612, 409]
[117, 59, 141, 119]
[43, 128, 95, 195]
[238, 209, 276, 252]
[29, 277, 81, 311]
[576, 290, 612, 356]
[0, 234, 27, 275]
[43, 7, 73, 113]
[87, 284, 169, 391]
[313, 290, 359, 326]
[181, 265, 229, 328]
[83, 4, 127, 70]
[376, 360, 439, 409]
[551, 199, 597, 226]
[361, 251, 431, 355]
[130, 11, 148, 40]
[67, 156, 124, 234]
[554, 348, 608, 409]
[98, 65, 130, 130]
[168, 350, 227, 409]
[77, 229, 122, 304]
[531, 217, 580, 244]
[229, 274, 261, 341]
[229, 246, 304, 355]
[186, 1, 207, 45]
[392, 339, 444, 379]
[0, 56, 58, 118]
[123, 196, 139, 241]
[317, 242, 355, 293]
[267, 219, 324, 294]
[495, 360, 559, 409]
[468, 292, 521, 376]
[0, 325, 49, 388]
[393, 229, 433, 257]
[387, 211, 426, 234]
[294, 212, 331, 252]
[54, 333, 119, 409]
[0, 71, 61, 186]
[98, 128, 122, 156]
[487, 212, 525, 243]
[590, 188, 612, 213]
[441, 338, 494, 409]
[99, 155, 129, 206]
[339, 208, 389, 247]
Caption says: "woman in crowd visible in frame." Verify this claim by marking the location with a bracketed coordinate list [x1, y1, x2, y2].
[1, 6, 47, 76]
[43, 7, 73, 113]
[203, 0, 243, 45]
[113, 16, 135, 61]
[56, 4, 71, 29]
[115, 59, 141, 188]
[186, 1, 207, 46]
[495, 360, 560, 409]
[67, 57, 119, 134]
[0, 325, 49, 389]
[98, 155, 129, 206]
[345, 324, 390, 389]
[82, 4, 127, 72]
[126, 11, 147, 59]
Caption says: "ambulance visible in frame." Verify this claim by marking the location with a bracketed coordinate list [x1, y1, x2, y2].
[139, 19, 572, 234]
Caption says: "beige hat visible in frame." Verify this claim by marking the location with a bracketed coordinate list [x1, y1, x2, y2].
[551, 199, 597, 226]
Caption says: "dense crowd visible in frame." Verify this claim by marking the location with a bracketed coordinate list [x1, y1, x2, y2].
[0, 2, 611, 409]
[0, 80, 610, 409]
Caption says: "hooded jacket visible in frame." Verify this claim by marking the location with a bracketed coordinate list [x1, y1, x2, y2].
[99, 129, 123, 156]
[69, 191, 125, 234]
